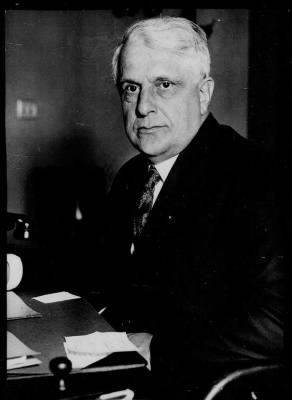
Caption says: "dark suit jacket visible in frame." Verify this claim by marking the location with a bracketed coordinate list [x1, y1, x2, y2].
[102, 113, 286, 389]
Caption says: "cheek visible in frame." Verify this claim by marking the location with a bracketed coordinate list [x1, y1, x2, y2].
[169, 98, 200, 138]
[122, 106, 135, 129]
[184, 96, 201, 124]
[166, 101, 189, 129]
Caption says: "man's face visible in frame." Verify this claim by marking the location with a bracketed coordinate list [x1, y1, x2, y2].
[118, 38, 210, 163]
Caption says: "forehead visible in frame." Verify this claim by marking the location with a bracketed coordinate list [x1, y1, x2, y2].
[130, 25, 194, 50]
[120, 36, 200, 81]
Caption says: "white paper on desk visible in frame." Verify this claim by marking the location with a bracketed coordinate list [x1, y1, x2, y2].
[7, 331, 40, 359]
[7, 291, 41, 320]
[7, 331, 42, 370]
[32, 291, 80, 303]
[7, 356, 42, 370]
[64, 331, 138, 369]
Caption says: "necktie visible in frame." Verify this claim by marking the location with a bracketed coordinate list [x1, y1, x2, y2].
[133, 165, 161, 239]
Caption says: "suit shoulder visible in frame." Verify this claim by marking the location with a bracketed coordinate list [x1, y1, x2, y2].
[110, 154, 145, 193]
[200, 117, 274, 191]
[220, 125, 276, 201]
[216, 123, 249, 152]
[116, 154, 145, 179]
[203, 115, 253, 160]
[216, 122, 266, 168]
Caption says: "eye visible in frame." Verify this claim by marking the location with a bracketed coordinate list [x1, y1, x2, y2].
[124, 84, 139, 94]
[127, 84, 137, 93]
[157, 80, 173, 90]
[161, 81, 171, 89]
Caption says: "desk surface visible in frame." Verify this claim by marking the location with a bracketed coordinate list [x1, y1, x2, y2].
[7, 291, 115, 375]
[7, 292, 152, 399]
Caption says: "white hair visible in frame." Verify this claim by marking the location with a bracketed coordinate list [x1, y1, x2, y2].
[112, 16, 211, 84]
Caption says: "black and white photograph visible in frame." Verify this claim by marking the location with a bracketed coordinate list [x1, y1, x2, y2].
[3, 5, 289, 400]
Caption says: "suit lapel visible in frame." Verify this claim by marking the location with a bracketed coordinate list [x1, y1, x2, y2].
[142, 113, 220, 233]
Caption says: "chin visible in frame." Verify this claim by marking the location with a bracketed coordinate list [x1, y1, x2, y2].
[137, 138, 166, 156]
[140, 149, 170, 164]
[139, 146, 164, 159]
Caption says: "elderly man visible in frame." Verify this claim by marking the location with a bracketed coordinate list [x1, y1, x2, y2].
[100, 16, 285, 397]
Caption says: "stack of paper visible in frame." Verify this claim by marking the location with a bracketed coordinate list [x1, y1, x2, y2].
[7, 331, 42, 370]
[64, 331, 139, 369]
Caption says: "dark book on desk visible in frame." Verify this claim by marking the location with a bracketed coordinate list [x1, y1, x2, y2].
[83, 351, 147, 372]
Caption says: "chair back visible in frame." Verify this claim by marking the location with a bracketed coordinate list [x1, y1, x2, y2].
[203, 364, 286, 400]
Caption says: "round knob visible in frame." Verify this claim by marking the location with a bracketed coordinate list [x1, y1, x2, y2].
[49, 357, 72, 392]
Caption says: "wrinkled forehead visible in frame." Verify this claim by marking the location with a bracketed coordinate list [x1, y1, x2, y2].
[119, 28, 202, 82]
[126, 26, 195, 54]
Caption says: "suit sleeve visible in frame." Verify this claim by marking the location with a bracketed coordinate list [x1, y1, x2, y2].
[150, 147, 287, 374]
[216, 152, 287, 362]
[192, 150, 286, 363]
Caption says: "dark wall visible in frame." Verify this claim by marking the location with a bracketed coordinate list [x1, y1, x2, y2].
[197, 9, 248, 137]
[248, 8, 289, 254]
[5, 10, 136, 218]
[248, 8, 285, 152]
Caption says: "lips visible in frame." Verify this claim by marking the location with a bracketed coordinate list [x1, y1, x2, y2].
[137, 126, 164, 133]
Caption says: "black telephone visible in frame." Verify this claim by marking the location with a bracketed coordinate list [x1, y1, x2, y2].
[6, 212, 31, 240]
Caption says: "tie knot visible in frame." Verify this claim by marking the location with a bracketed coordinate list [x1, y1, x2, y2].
[147, 165, 161, 189]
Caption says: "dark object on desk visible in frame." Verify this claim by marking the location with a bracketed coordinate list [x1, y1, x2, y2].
[48, 355, 147, 399]
[6, 212, 31, 239]
[50, 357, 72, 393]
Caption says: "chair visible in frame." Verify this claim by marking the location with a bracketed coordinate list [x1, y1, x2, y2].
[202, 364, 286, 400]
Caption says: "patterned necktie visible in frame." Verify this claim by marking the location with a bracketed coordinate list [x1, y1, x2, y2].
[133, 165, 161, 239]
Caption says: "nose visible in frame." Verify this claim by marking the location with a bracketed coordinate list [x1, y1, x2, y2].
[136, 88, 156, 116]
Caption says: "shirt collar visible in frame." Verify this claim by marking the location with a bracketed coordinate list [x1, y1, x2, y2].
[152, 154, 179, 182]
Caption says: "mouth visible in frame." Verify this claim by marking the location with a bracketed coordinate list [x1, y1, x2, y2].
[137, 126, 164, 134]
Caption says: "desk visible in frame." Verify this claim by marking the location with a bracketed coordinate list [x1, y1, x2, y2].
[7, 292, 151, 399]
[8, 291, 114, 375]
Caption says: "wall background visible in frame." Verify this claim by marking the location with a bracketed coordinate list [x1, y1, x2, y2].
[6, 9, 249, 219]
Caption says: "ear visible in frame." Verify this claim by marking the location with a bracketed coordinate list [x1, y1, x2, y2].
[199, 77, 214, 115]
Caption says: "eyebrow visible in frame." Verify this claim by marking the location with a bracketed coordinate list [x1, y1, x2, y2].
[119, 78, 139, 87]
[119, 75, 176, 86]
[154, 76, 174, 81]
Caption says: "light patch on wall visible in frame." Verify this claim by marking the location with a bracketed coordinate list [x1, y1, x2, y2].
[16, 99, 38, 119]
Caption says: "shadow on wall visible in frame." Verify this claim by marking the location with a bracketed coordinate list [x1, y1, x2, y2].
[23, 125, 107, 292]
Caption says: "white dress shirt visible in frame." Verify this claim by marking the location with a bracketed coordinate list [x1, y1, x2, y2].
[152, 155, 178, 205]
